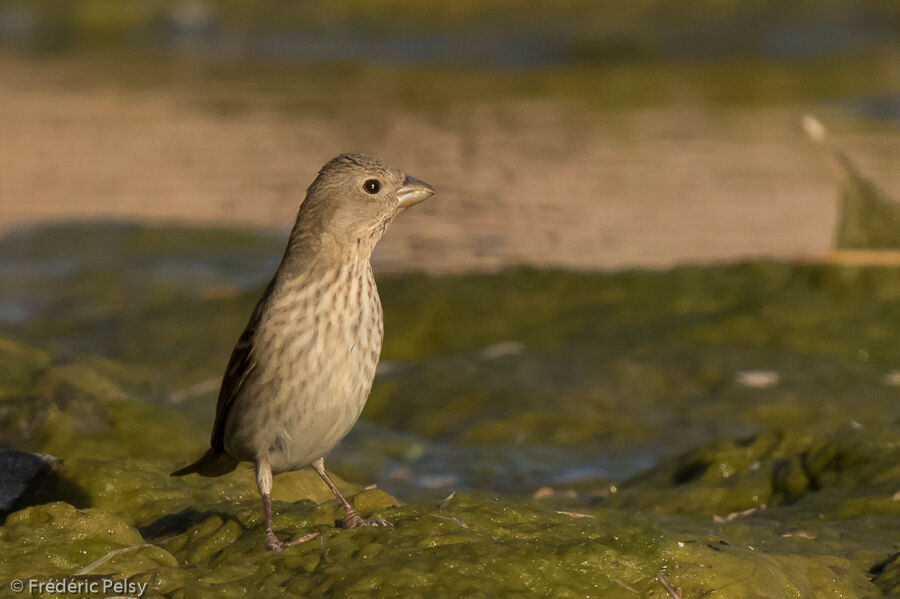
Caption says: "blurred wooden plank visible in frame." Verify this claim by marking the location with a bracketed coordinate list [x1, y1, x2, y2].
[826, 250, 900, 266]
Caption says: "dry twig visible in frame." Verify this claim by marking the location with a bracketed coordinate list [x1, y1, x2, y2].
[554, 510, 596, 519]
[438, 490, 456, 509]
[429, 512, 468, 529]
[713, 504, 766, 523]
[76, 544, 154, 575]
[657, 572, 682, 599]
[613, 578, 640, 594]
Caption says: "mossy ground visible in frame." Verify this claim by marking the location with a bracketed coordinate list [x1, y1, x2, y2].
[1, 225, 898, 597]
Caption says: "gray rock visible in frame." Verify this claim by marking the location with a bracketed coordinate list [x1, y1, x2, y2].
[0, 449, 59, 516]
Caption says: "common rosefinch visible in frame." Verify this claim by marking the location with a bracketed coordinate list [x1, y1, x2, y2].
[172, 154, 435, 551]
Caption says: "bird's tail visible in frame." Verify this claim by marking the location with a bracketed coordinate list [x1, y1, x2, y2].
[171, 449, 239, 477]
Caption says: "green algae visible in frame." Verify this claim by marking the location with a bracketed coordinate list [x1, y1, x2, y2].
[7, 228, 900, 457]
[874, 553, 900, 596]
[4, 488, 895, 597]
[835, 163, 900, 250]
[136, 495, 665, 598]
[0, 332, 897, 597]
[3, 226, 900, 491]
[0, 350, 199, 460]
[0, 502, 169, 578]
[2, 224, 900, 596]
[0, 345, 361, 533]
[0, 338, 52, 399]
[609, 423, 900, 518]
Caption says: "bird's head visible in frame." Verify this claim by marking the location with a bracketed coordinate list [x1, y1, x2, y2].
[295, 153, 435, 251]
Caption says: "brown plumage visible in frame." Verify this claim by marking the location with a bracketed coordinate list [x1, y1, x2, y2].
[172, 154, 434, 551]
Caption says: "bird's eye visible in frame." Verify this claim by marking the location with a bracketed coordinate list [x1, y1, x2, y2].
[363, 179, 381, 195]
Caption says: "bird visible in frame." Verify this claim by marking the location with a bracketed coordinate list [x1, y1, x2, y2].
[172, 153, 435, 551]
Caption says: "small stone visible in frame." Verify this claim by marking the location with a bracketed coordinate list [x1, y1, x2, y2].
[0, 450, 59, 516]
[736, 370, 779, 389]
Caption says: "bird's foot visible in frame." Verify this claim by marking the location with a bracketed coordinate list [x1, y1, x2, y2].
[338, 508, 392, 529]
[265, 530, 319, 552]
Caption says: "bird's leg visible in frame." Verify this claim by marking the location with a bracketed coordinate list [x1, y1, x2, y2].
[312, 458, 392, 528]
[256, 457, 319, 551]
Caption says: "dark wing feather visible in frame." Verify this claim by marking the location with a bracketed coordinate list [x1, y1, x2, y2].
[210, 276, 276, 452]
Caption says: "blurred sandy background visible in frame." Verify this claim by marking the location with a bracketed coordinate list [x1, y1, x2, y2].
[1, 1, 899, 271]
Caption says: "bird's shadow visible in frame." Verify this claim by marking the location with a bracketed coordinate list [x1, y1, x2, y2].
[138, 507, 233, 542]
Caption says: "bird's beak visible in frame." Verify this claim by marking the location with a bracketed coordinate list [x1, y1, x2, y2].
[397, 175, 435, 208]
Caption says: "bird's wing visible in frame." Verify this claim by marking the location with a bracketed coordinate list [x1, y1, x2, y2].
[210, 276, 276, 453]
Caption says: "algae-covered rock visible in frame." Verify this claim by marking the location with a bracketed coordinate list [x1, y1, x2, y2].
[835, 163, 900, 250]
[147, 495, 663, 597]
[1, 488, 893, 598]
[66, 491, 888, 598]
[0, 502, 176, 578]
[0, 348, 198, 461]
[2, 225, 900, 597]
[6, 226, 900, 472]
[873, 552, 900, 597]
[0, 334, 361, 529]
[599, 422, 899, 599]
[660, 542, 879, 599]
[0, 337, 53, 399]
[610, 423, 900, 519]
[27, 456, 354, 529]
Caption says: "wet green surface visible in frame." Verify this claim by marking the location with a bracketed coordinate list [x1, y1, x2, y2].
[5, 223, 900, 490]
[836, 163, 900, 250]
[1, 220, 899, 596]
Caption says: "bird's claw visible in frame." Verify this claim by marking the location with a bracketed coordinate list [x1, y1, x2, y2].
[338, 509, 393, 529]
[265, 530, 319, 552]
